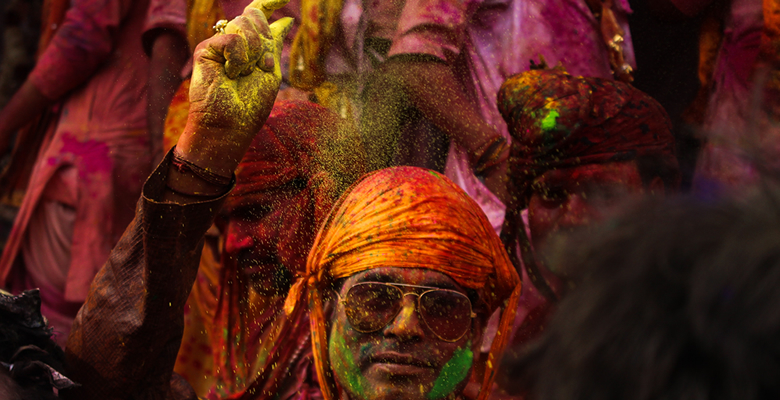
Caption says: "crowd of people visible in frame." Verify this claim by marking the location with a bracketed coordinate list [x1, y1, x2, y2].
[0, 0, 779, 399]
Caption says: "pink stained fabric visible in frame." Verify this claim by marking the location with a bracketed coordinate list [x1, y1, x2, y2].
[0, 0, 187, 343]
[691, 0, 774, 195]
[388, 0, 636, 233]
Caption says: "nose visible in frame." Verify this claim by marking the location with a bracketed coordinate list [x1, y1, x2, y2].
[557, 193, 593, 228]
[383, 294, 425, 341]
[224, 224, 255, 255]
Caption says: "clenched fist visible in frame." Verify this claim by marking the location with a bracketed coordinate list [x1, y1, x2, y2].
[175, 0, 293, 178]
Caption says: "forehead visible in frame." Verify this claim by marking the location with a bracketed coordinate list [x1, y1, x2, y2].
[533, 160, 642, 188]
[342, 267, 463, 291]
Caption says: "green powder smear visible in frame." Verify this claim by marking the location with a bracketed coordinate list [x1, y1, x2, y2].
[426, 345, 474, 400]
[541, 109, 560, 131]
[330, 328, 368, 398]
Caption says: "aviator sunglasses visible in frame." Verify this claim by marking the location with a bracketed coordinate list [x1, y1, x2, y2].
[338, 282, 477, 342]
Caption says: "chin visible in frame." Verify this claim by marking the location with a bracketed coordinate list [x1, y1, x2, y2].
[363, 382, 431, 400]
[346, 372, 438, 400]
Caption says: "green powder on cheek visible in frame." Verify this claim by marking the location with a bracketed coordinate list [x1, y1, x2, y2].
[541, 109, 560, 131]
[330, 328, 368, 398]
[426, 346, 474, 400]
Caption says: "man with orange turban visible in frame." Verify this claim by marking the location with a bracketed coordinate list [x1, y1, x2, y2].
[60, 2, 521, 400]
[282, 166, 521, 400]
[497, 67, 680, 347]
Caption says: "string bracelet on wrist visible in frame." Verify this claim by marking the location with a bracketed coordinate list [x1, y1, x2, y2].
[473, 136, 509, 175]
[172, 151, 233, 187]
[165, 183, 229, 199]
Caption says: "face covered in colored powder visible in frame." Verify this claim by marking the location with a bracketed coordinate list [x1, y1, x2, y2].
[222, 206, 294, 296]
[527, 160, 664, 269]
[328, 267, 485, 400]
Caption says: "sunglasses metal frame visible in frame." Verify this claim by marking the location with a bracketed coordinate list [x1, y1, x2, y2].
[337, 281, 477, 342]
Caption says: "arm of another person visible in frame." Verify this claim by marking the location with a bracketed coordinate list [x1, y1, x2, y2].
[61, 1, 294, 398]
[379, 57, 498, 163]
[0, 0, 135, 154]
[376, 0, 509, 201]
[148, 31, 189, 167]
[0, 81, 52, 153]
[379, 60, 510, 201]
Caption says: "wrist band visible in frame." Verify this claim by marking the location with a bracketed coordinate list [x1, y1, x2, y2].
[165, 183, 227, 199]
[473, 136, 509, 175]
[172, 151, 233, 186]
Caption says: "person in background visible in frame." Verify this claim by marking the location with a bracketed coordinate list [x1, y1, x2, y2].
[495, 67, 679, 367]
[0, 0, 189, 346]
[174, 100, 366, 398]
[505, 183, 780, 400]
[361, 0, 637, 233]
[658, 0, 778, 197]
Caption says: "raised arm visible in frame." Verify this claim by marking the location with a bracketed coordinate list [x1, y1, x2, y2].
[62, 2, 293, 398]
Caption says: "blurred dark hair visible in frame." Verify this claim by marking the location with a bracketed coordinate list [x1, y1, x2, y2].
[0, 290, 70, 397]
[504, 185, 780, 400]
[0, 368, 59, 400]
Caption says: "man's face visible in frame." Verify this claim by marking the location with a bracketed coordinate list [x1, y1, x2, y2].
[528, 161, 651, 257]
[224, 205, 293, 296]
[224, 207, 271, 267]
[328, 268, 484, 400]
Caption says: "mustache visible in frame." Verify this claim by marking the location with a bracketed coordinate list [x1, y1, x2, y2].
[360, 343, 438, 369]
[368, 351, 435, 368]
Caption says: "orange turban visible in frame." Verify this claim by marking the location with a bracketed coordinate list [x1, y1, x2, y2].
[284, 166, 521, 400]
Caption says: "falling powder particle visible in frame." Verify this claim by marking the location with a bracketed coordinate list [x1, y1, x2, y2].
[541, 110, 559, 131]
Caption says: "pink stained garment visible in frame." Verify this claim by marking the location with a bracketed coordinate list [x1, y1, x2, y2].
[691, 0, 773, 195]
[388, 0, 635, 232]
[0, 0, 187, 338]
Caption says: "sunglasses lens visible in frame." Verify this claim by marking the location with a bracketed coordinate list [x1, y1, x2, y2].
[344, 283, 403, 333]
[420, 290, 473, 341]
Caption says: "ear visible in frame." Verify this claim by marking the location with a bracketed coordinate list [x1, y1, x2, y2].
[323, 289, 337, 321]
[466, 308, 493, 392]
[470, 306, 492, 357]
[648, 176, 665, 196]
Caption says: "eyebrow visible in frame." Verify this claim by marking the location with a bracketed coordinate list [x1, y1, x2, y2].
[357, 272, 394, 283]
[356, 271, 460, 290]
